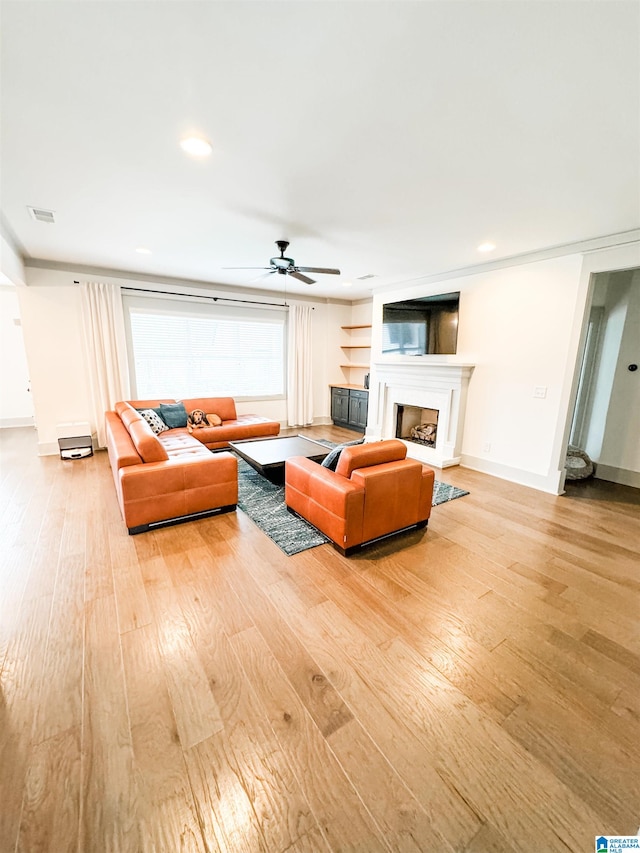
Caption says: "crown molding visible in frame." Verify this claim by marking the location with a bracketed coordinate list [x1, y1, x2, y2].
[22, 258, 356, 306]
[372, 229, 640, 295]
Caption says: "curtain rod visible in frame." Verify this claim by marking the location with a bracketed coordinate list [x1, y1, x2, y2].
[73, 280, 302, 309]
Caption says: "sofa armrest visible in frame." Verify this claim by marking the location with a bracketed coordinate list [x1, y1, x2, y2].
[285, 456, 365, 549]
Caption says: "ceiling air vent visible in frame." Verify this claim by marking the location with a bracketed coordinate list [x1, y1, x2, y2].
[28, 206, 55, 224]
[356, 274, 376, 280]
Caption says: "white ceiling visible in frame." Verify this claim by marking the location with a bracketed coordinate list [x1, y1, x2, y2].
[1, 1, 639, 299]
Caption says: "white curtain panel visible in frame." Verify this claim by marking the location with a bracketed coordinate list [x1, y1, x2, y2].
[287, 304, 314, 427]
[80, 281, 130, 447]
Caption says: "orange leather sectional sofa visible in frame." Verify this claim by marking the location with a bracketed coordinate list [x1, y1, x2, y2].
[105, 396, 280, 534]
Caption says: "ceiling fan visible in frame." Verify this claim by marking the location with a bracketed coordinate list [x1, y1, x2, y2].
[223, 240, 340, 285]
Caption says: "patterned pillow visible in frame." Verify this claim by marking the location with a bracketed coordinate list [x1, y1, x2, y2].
[138, 408, 168, 435]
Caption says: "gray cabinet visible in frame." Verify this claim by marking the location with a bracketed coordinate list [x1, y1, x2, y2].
[331, 387, 350, 424]
[348, 389, 368, 430]
[331, 386, 368, 432]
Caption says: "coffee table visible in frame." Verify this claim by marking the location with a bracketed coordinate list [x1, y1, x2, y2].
[229, 434, 329, 483]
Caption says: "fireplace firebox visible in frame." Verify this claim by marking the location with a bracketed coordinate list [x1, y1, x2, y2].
[395, 405, 439, 448]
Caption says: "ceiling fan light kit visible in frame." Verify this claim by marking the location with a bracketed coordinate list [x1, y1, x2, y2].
[223, 240, 340, 285]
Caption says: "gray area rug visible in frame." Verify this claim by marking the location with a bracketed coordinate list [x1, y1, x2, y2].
[234, 447, 469, 556]
[236, 457, 329, 555]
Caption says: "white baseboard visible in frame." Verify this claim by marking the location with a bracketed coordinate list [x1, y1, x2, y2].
[460, 454, 565, 495]
[594, 464, 640, 489]
[38, 441, 59, 457]
[0, 417, 35, 428]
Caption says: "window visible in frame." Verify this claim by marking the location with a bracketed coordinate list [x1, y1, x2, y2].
[123, 293, 286, 400]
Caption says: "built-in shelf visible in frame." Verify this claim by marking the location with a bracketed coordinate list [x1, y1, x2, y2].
[335, 323, 371, 427]
[339, 323, 371, 390]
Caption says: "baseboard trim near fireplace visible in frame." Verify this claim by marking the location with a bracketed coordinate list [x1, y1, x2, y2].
[460, 454, 565, 495]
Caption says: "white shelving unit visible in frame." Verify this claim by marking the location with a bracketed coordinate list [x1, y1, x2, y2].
[339, 324, 371, 386]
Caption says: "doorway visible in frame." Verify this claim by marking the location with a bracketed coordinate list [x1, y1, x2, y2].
[566, 267, 640, 489]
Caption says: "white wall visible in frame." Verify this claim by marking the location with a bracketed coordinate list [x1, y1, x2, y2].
[18, 266, 352, 453]
[0, 286, 35, 427]
[370, 241, 640, 493]
[0, 232, 26, 287]
[459, 256, 588, 490]
[17, 270, 92, 453]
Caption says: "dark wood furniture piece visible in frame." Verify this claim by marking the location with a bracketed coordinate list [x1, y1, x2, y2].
[229, 434, 329, 483]
[330, 385, 369, 432]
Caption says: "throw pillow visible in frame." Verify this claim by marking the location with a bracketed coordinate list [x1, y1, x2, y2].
[138, 408, 169, 435]
[320, 437, 365, 471]
[159, 401, 188, 429]
[206, 413, 222, 426]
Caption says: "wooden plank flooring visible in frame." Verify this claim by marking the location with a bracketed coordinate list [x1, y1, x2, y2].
[0, 425, 638, 852]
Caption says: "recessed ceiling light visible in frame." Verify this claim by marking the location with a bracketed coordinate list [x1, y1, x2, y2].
[180, 136, 212, 157]
[477, 242, 496, 253]
[342, 281, 353, 288]
[136, 247, 152, 255]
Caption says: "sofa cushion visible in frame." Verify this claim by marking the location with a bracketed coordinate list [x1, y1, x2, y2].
[159, 401, 188, 428]
[138, 408, 169, 435]
[320, 437, 365, 471]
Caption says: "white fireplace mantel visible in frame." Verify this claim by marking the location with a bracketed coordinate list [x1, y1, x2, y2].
[366, 361, 475, 468]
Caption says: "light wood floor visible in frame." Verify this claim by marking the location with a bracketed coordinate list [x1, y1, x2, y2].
[1, 425, 638, 853]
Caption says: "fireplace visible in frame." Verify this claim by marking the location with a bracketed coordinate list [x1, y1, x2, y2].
[396, 405, 439, 448]
[366, 361, 474, 468]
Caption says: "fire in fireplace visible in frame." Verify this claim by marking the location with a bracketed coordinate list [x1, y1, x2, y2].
[395, 404, 439, 448]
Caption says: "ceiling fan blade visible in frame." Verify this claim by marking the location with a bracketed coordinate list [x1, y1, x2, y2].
[250, 271, 277, 282]
[289, 271, 315, 285]
[296, 266, 341, 275]
[221, 266, 272, 270]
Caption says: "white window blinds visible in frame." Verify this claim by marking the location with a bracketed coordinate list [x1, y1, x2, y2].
[123, 293, 286, 400]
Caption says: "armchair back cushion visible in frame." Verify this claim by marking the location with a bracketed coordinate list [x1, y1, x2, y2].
[335, 438, 407, 478]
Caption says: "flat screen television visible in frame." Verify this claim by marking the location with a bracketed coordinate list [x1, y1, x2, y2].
[381, 291, 460, 356]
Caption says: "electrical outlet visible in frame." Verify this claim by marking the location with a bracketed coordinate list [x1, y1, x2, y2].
[533, 386, 547, 399]
[483, 441, 491, 453]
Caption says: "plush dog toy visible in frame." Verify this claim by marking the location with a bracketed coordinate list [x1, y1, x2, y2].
[187, 409, 210, 431]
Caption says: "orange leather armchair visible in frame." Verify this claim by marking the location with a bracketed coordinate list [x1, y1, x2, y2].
[285, 439, 435, 555]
